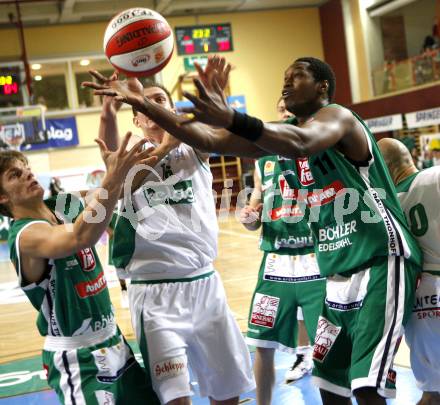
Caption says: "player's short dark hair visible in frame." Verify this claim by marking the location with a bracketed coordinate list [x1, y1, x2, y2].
[132, 82, 174, 116]
[295, 57, 336, 102]
[0, 151, 28, 217]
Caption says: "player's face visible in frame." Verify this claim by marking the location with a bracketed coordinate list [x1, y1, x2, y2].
[135, 86, 174, 143]
[276, 99, 294, 121]
[282, 62, 320, 117]
[0, 160, 44, 209]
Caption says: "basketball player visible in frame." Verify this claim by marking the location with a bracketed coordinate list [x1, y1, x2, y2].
[83, 67, 255, 405]
[2, 135, 160, 404]
[241, 97, 324, 404]
[378, 138, 440, 405]
[90, 56, 423, 405]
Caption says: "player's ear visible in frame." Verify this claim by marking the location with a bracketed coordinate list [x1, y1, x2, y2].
[0, 193, 9, 206]
[133, 115, 140, 128]
[319, 80, 329, 97]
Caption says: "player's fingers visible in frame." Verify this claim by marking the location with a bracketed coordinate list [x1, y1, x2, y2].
[137, 146, 155, 160]
[192, 79, 209, 100]
[94, 138, 108, 154]
[139, 156, 159, 167]
[93, 90, 119, 97]
[223, 64, 231, 84]
[194, 62, 206, 79]
[119, 131, 132, 154]
[128, 138, 149, 157]
[183, 91, 205, 108]
[89, 70, 108, 83]
[81, 81, 106, 90]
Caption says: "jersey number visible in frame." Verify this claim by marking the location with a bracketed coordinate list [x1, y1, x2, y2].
[408, 203, 428, 237]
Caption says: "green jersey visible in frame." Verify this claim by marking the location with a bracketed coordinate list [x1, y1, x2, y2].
[257, 156, 314, 255]
[279, 106, 422, 276]
[8, 193, 114, 337]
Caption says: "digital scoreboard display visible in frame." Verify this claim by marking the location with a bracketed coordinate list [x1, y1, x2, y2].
[0, 67, 21, 108]
[175, 23, 233, 55]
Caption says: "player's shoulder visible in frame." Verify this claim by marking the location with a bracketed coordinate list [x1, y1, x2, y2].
[417, 166, 440, 184]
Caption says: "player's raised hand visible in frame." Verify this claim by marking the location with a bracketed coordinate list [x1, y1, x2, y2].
[194, 55, 231, 92]
[82, 70, 145, 109]
[179, 77, 234, 128]
[95, 132, 158, 183]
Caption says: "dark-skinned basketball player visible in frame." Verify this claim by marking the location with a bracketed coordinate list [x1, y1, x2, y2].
[85, 56, 422, 405]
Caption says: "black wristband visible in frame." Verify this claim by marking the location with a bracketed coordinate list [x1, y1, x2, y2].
[227, 110, 264, 141]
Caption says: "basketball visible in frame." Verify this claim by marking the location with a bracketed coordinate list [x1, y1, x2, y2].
[103, 8, 174, 77]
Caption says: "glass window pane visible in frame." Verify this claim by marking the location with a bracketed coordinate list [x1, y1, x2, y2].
[31, 62, 68, 110]
[74, 59, 114, 108]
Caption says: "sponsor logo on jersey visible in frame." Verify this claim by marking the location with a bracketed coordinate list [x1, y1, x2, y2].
[144, 179, 195, 207]
[296, 157, 315, 186]
[278, 174, 295, 200]
[264, 161, 275, 177]
[77, 248, 96, 272]
[318, 220, 356, 253]
[75, 272, 107, 298]
[274, 235, 314, 250]
[154, 356, 186, 381]
[313, 316, 341, 362]
[250, 293, 280, 328]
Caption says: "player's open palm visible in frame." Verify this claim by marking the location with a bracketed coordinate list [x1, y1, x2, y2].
[195, 55, 231, 92]
[180, 77, 234, 127]
[82, 70, 145, 110]
[95, 132, 158, 183]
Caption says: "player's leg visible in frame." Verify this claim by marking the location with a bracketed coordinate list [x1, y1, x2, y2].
[190, 272, 255, 402]
[246, 253, 299, 397]
[404, 272, 440, 405]
[312, 273, 362, 403]
[129, 282, 193, 404]
[351, 257, 419, 403]
[287, 254, 326, 382]
[43, 330, 159, 405]
[254, 347, 276, 405]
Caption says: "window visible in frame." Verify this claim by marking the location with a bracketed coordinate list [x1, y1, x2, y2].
[31, 62, 69, 110]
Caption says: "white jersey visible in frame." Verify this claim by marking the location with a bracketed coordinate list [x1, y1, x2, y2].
[396, 167, 440, 273]
[113, 144, 218, 280]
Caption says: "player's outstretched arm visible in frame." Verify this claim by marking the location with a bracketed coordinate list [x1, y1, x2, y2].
[82, 72, 267, 158]
[19, 133, 157, 264]
[240, 168, 263, 231]
[179, 76, 365, 160]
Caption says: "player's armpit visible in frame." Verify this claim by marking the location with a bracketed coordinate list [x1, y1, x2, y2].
[19, 222, 84, 260]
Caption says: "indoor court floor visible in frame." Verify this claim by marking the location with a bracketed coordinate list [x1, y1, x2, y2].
[0, 216, 423, 404]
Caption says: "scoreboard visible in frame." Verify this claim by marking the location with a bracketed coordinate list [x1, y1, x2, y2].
[175, 23, 233, 55]
[0, 67, 21, 108]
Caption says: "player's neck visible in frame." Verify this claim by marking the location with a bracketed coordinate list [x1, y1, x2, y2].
[13, 200, 56, 223]
[296, 100, 329, 125]
[394, 165, 418, 185]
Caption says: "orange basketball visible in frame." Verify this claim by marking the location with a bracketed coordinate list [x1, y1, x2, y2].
[103, 8, 174, 77]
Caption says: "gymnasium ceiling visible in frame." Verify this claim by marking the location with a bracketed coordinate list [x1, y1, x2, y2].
[0, 0, 328, 27]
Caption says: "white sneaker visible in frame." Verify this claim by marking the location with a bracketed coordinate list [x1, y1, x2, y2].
[120, 290, 129, 308]
[285, 354, 313, 382]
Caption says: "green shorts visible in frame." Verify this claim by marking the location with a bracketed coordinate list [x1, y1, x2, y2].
[246, 252, 326, 352]
[42, 328, 159, 405]
[312, 256, 420, 398]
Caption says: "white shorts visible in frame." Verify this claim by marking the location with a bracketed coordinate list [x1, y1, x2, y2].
[405, 272, 440, 392]
[129, 271, 255, 404]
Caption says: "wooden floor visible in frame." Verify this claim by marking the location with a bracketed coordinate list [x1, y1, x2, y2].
[0, 215, 262, 364]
